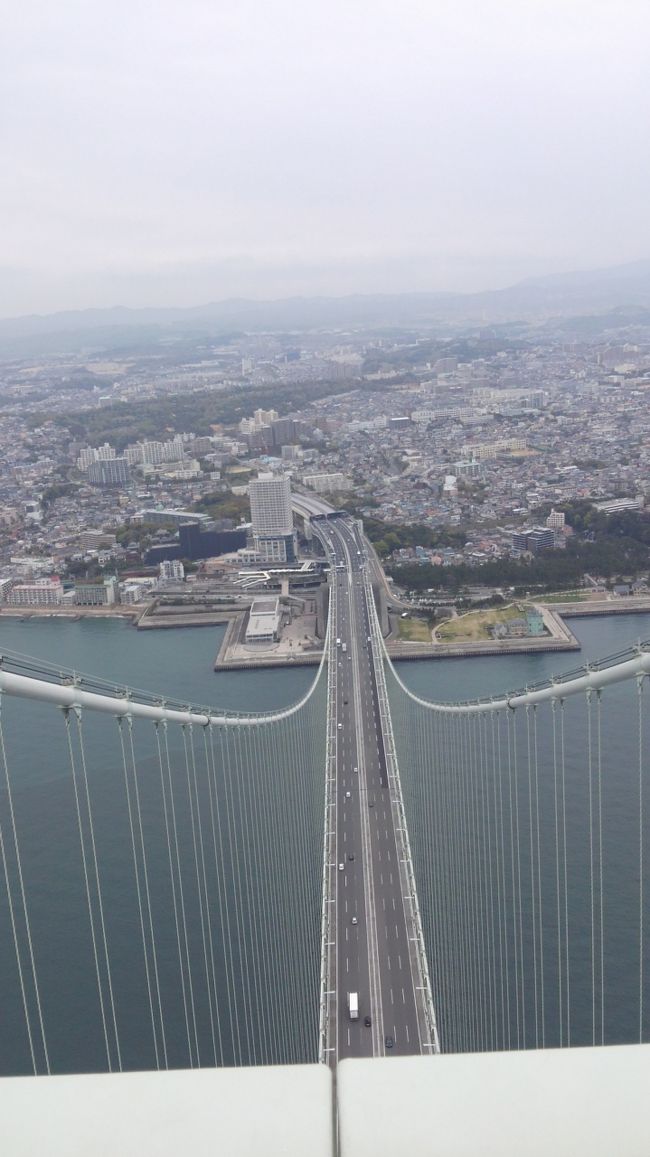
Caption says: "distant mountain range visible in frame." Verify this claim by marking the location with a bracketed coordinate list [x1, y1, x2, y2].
[2, 259, 650, 356]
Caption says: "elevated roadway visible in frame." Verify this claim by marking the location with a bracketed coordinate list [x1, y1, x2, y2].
[316, 514, 436, 1061]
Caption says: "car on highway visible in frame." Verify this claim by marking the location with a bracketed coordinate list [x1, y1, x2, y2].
[348, 853, 355, 861]
[338, 863, 344, 871]
[351, 916, 358, 925]
[345, 791, 351, 798]
[385, 1036, 394, 1049]
[364, 1016, 371, 1027]
[337, 723, 343, 729]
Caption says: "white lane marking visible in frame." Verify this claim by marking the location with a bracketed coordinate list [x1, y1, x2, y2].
[401, 987, 406, 1004]
[390, 988, 394, 1005]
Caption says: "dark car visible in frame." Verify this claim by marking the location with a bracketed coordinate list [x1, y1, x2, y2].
[385, 1035, 394, 1049]
[348, 853, 355, 861]
[364, 1015, 371, 1027]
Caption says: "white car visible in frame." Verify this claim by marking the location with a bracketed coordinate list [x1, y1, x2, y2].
[351, 916, 358, 925]
[338, 863, 344, 871]
[338, 722, 343, 730]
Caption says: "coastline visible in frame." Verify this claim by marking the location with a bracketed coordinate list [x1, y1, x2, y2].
[4, 596, 650, 671]
[0, 606, 139, 622]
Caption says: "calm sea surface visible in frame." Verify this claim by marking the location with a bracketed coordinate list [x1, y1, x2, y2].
[0, 612, 648, 1072]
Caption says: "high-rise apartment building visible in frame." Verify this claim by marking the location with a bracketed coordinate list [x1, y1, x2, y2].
[249, 473, 296, 563]
[76, 443, 116, 471]
[87, 457, 131, 487]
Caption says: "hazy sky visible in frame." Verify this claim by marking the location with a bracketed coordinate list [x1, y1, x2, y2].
[2, 0, 650, 316]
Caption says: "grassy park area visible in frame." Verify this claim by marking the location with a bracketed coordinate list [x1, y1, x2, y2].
[534, 591, 590, 604]
[435, 604, 529, 643]
[397, 616, 433, 642]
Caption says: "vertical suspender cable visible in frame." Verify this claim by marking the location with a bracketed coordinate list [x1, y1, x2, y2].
[189, 725, 224, 1066]
[586, 691, 596, 1047]
[532, 706, 545, 1048]
[64, 709, 113, 1072]
[526, 706, 539, 1050]
[126, 716, 167, 1069]
[633, 675, 638, 1045]
[559, 700, 570, 1047]
[506, 709, 520, 1048]
[0, 693, 47, 1074]
[162, 721, 200, 1065]
[596, 690, 605, 1045]
[508, 703, 522, 1050]
[116, 716, 160, 1070]
[73, 709, 121, 1071]
[181, 724, 218, 1065]
[551, 700, 563, 1047]
[154, 722, 193, 1067]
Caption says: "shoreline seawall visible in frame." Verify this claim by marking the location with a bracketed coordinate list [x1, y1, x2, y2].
[4, 596, 649, 671]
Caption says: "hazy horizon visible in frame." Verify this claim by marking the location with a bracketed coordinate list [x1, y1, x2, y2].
[2, 0, 650, 317]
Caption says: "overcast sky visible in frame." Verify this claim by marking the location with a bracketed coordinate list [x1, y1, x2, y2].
[1, 0, 649, 316]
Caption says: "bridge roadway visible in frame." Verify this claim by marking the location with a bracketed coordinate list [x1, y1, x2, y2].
[319, 515, 431, 1061]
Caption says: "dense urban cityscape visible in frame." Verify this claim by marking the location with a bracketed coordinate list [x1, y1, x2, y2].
[1, 302, 650, 626]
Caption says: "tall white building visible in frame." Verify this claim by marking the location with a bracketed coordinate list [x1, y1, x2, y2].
[141, 441, 165, 466]
[76, 443, 116, 471]
[248, 473, 296, 563]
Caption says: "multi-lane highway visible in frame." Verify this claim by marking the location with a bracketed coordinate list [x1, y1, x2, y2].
[317, 514, 434, 1061]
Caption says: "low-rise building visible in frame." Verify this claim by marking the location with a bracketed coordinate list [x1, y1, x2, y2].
[7, 578, 63, 606]
[159, 559, 185, 584]
[245, 597, 281, 644]
[119, 579, 156, 605]
[74, 577, 119, 606]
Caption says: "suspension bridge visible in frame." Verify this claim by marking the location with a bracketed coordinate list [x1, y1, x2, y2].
[0, 511, 650, 1149]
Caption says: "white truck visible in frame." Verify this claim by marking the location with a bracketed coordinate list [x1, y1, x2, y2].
[347, 992, 359, 1021]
